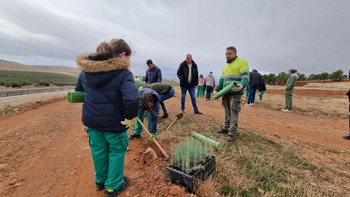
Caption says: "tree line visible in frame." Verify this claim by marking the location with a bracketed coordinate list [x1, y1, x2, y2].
[262, 69, 348, 84]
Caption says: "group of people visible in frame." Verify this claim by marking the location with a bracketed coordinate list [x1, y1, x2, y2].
[74, 38, 302, 196]
[197, 72, 216, 101]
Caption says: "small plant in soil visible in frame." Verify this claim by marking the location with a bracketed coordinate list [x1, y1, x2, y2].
[170, 137, 214, 174]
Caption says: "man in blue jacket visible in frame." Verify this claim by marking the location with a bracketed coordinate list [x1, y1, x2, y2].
[145, 59, 162, 84]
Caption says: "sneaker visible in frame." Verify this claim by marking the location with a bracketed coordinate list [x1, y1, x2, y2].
[128, 133, 141, 139]
[105, 176, 129, 197]
[244, 103, 249, 106]
[161, 113, 169, 119]
[96, 182, 105, 191]
[249, 103, 254, 106]
[343, 135, 350, 140]
[194, 111, 203, 115]
[225, 135, 236, 142]
[217, 128, 228, 134]
[281, 109, 292, 112]
[181, 109, 184, 114]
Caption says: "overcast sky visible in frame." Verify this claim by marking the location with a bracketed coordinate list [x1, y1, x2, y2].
[0, 0, 349, 80]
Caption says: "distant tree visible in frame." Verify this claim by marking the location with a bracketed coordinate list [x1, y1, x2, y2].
[298, 73, 307, 81]
[262, 73, 277, 84]
[318, 72, 330, 80]
[277, 72, 289, 84]
[307, 74, 317, 80]
[329, 70, 344, 81]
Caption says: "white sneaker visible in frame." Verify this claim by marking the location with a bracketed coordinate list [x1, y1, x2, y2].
[281, 109, 292, 112]
[249, 103, 254, 106]
[244, 103, 249, 106]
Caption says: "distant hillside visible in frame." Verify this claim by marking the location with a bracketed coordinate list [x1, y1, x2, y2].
[31, 65, 80, 77]
[0, 59, 80, 77]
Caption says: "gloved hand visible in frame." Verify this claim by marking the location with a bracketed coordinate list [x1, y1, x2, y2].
[231, 84, 243, 92]
[121, 119, 131, 128]
[148, 133, 156, 141]
[213, 91, 218, 96]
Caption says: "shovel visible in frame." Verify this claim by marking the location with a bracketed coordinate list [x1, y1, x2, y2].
[135, 117, 170, 160]
[166, 113, 183, 130]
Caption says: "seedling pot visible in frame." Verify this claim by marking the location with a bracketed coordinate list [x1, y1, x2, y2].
[166, 155, 216, 193]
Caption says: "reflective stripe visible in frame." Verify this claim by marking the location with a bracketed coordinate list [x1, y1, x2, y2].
[222, 75, 241, 79]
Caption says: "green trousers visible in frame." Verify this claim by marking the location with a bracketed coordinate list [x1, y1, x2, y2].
[197, 86, 204, 98]
[284, 91, 293, 110]
[88, 128, 129, 190]
[258, 91, 265, 101]
[134, 108, 153, 135]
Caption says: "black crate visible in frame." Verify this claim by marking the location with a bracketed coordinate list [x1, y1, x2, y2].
[166, 156, 216, 193]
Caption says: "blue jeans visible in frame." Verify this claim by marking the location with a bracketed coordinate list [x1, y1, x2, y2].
[247, 86, 257, 104]
[206, 86, 213, 100]
[159, 88, 175, 114]
[181, 84, 199, 112]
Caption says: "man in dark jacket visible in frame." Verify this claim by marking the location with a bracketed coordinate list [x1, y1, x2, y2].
[245, 69, 262, 106]
[177, 54, 202, 114]
[145, 59, 162, 84]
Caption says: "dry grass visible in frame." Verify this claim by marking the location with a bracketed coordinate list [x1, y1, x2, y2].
[152, 112, 350, 196]
[255, 83, 349, 118]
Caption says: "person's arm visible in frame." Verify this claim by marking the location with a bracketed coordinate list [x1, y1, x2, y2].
[285, 76, 297, 91]
[157, 69, 162, 83]
[149, 100, 159, 134]
[75, 72, 84, 91]
[239, 62, 250, 88]
[177, 64, 184, 82]
[144, 70, 149, 83]
[120, 72, 141, 119]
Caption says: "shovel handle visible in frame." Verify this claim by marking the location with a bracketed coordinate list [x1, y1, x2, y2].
[166, 117, 178, 130]
[135, 117, 169, 160]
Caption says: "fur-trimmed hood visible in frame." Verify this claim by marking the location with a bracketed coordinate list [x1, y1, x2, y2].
[76, 53, 130, 72]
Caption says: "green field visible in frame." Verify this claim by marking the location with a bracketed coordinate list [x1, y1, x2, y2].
[0, 70, 78, 87]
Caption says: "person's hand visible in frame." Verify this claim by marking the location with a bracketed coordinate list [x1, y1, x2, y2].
[213, 91, 218, 96]
[232, 84, 243, 92]
[148, 133, 155, 141]
[121, 119, 131, 128]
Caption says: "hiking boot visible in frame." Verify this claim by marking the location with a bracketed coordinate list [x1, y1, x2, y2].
[225, 135, 236, 142]
[128, 133, 141, 139]
[343, 135, 350, 140]
[161, 113, 169, 119]
[217, 128, 228, 134]
[96, 182, 105, 191]
[194, 111, 203, 115]
[105, 176, 129, 197]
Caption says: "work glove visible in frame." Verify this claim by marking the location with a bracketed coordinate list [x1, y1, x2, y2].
[213, 91, 218, 96]
[121, 119, 132, 128]
[231, 84, 243, 92]
[148, 133, 156, 141]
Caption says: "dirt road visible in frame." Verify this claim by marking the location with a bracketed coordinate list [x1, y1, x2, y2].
[0, 89, 349, 196]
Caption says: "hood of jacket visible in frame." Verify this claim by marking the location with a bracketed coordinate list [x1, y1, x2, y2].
[291, 72, 299, 79]
[76, 53, 131, 87]
[76, 53, 130, 72]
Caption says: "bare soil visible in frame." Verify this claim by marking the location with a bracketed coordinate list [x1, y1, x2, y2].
[0, 86, 349, 197]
